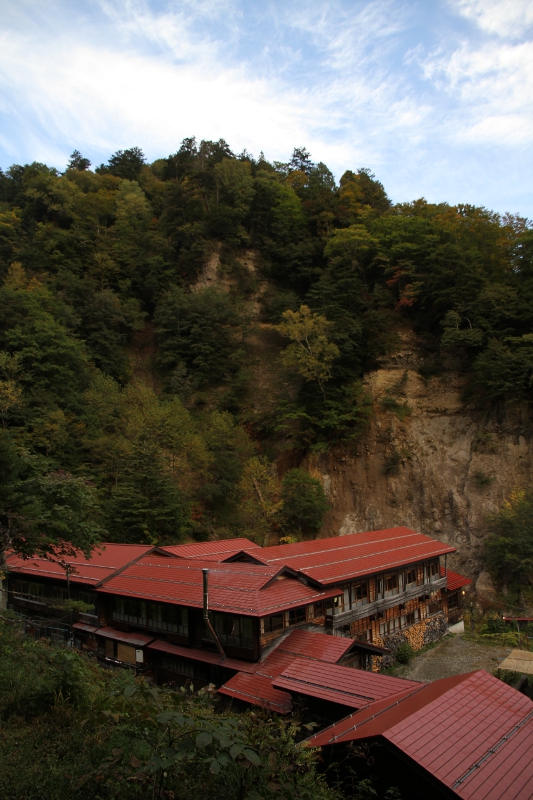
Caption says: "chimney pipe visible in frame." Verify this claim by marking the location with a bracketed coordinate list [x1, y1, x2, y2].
[202, 568, 225, 659]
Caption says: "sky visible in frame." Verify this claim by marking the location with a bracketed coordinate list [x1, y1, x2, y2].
[1, 0, 532, 216]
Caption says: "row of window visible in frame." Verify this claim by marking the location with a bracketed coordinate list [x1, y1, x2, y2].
[112, 598, 188, 634]
[334, 561, 442, 613]
[379, 609, 421, 635]
[208, 613, 254, 649]
[10, 580, 98, 609]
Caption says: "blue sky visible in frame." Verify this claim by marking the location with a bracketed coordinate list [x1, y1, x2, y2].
[1, 0, 532, 216]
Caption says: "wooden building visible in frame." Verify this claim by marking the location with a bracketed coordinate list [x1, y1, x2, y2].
[5, 527, 471, 688]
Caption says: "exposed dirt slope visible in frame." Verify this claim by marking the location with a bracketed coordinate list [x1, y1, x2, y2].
[305, 328, 533, 578]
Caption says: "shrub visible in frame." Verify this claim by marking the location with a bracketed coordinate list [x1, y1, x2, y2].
[396, 642, 415, 664]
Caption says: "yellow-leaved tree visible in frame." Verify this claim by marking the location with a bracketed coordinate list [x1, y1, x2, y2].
[275, 305, 339, 399]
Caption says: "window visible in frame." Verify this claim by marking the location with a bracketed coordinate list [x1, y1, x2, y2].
[426, 561, 440, 582]
[288, 607, 306, 626]
[380, 617, 401, 635]
[402, 609, 420, 627]
[385, 574, 399, 597]
[210, 614, 254, 649]
[11, 579, 45, 602]
[264, 614, 284, 633]
[161, 656, 194, 677]
[427, 599, 442, 616]
[312, 602, 325, 618]
[352, 582, 369, 607]
[447, 592, 459, 611]
[112, 598, 147, 626]
[406, 568, 417, 586]
[147, 603, 188, 634]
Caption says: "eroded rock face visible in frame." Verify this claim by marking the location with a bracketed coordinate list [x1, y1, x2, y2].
[305, 329, 533, 580]
[475, 571, 498, 602]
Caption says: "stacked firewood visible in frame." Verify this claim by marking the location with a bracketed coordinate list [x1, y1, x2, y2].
[403, 621, 426, 651]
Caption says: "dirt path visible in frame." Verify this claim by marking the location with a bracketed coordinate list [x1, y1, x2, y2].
[395, 634, 512, 682]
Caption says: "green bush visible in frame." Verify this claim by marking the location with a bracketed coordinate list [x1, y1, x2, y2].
[395, 642, 415, 664]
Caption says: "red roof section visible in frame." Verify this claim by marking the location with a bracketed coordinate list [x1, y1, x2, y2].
[257, 527, 455, 585]
[442, 566, 473, 592]
[218, 672, 293, 713]
[95, 626, 156, 647]
[306, 670, 533, 800]
[273, 659, 420, 709]
[160, 538, 261, 561]
[147, 639, 257, 673]
[218, 629, 359, 713]
[274, 628, 355, 663]
[6, 544, 153, 585]
[96, 556, 341, 616]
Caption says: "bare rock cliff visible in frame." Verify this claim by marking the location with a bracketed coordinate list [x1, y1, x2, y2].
[305, 329, 533, 579]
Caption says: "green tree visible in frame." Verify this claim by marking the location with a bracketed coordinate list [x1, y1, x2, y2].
[238, 456, 283, 545]
[276, 305, 339, 399]
[107, 436, 190, 544]
[155, 287, 241, 388]
[98, 147, 146, 180]
[279, 468, 329, 535]
[0, 431, 104, 572]
[485, 489, 533, 587]
[67, 150, 91, 171]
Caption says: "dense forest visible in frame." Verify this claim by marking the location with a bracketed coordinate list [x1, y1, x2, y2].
[1, 140, 532, 565]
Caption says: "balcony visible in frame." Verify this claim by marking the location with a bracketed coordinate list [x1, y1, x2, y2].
[328, 576, 447, 628]
[79, 611, 99, 626]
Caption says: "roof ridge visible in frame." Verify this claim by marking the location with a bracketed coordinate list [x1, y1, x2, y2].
[452, 707, 533, 790]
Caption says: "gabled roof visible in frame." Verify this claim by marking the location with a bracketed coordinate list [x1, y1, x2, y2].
[256, 527, 456, 585]
[6, 544, 154, 585]
[96, 555, 341, 616]
[218, 629, 362, 713]
[273, 659, 420, 709]
[306, 670, 533, 800]
[160, 538, 261, 562]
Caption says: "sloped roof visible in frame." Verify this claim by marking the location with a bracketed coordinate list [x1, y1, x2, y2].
[217, 672, 293, 713]
[6, 544, 153, 585]
[273, 658, 420, 709]
[257, 527, 456, 585]
[160, 539, 261, 561]
[442, 567, 473, 592]
[306, 670, 533, 800]
[147, 639, 257, 673]
[96, 556, 341, 616]
[218, 629, 360, 713]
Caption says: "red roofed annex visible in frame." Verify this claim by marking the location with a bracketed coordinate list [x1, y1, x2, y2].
[3, 527, 470, 683]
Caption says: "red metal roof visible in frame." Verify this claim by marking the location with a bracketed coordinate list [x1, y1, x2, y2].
[217, 672, 293, 713]
[147, 639, 256, 673]
[6, 544, 153, 585]
[95, 626, 155, 647]
[441, 566, 473, 592]
[160, 539, 261, 561]
[218, 630, 359, 712]
[258, 527, 455, 585]
[273, 659, 420, 709]
[72, 622, 98, 634]
[96, 556, 341, 616]
[275, 628, 356, 663]
[306, 670, 533, 800]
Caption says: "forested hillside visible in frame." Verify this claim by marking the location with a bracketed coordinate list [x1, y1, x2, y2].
[1, 141, 532, 562]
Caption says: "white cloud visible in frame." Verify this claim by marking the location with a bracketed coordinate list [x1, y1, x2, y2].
[449, 0, 533, 39]
[419, 37, 533, 145]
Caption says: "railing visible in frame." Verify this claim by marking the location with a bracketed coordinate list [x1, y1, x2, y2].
[78, 612, 99, 626]
[329, 577, 447, 628]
